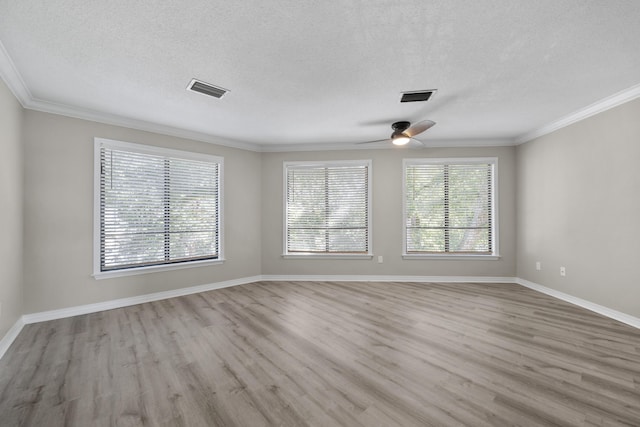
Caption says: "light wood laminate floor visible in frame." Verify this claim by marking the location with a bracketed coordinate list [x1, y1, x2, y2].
[1, 281, 639, 426]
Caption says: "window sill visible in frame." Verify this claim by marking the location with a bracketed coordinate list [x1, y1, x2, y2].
[93, 258, 225, 280]
[282, 254, 373, 260]
[402, 254, 500, 261]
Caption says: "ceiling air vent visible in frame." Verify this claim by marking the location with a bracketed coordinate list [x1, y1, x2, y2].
[400, 89, 436, 103]
[187, 79, 229, 99]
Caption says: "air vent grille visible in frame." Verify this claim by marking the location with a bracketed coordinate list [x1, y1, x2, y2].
[400, 90, 436, 103]
[187, 79, 228, 99]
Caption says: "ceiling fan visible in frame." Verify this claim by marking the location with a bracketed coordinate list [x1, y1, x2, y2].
[359, 120, 436, 147]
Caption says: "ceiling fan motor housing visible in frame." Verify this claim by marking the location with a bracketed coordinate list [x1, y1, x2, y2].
[391, 121, 411, 140]
[392, 121, 411, 132]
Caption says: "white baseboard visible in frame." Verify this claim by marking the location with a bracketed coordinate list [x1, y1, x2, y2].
[18, 275, 515, 325]
[19, 275, 640, 328]
[261, 274, 517, 283]
[3, 274, 639, 362]
[0, 317, 25, 360]
[515, 278, 640, 329]
[22, 275, 262, 324]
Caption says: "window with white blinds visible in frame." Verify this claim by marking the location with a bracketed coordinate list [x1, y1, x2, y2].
[285, 161, 371, 255]
[94, 139, 222, 275]
[404, 158, 496, 256]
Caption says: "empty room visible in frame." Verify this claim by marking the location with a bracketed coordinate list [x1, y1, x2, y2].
[1, 1, 639, 426]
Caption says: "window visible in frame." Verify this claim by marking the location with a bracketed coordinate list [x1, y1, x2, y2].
[284, 160, 371, 256]
[94, 138, 222, 277]
[403, 158, 497, 257]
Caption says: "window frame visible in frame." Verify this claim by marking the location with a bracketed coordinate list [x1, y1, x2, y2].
[402, 157, 499, 260]
[283, 159, 373, 259]
[93, 138, 224, 279]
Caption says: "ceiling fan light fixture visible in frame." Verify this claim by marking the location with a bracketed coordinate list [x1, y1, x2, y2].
[392, 134, 411, 145]
[358, 120, 435, 146]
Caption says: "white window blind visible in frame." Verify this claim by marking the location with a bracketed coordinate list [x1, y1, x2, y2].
[404, 159, 495, 255]
[285, 161, 370, 254]
[96, 140, 221, 273]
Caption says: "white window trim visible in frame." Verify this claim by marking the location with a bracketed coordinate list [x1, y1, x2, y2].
[402, 254, 501, 261]
[92, 138, 224, 279]
[93, 258, 225, 280]
[402, 157, 499, 259]
[282, 159, 373, 258]
[281, 254, 373, 260]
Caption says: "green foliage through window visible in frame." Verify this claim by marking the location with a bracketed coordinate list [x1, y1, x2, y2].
[286, 162, 369, 254]
[405, 160, 494, 254]
[99, 142, 221, 271]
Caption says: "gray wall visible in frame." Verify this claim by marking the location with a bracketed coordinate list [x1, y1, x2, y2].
[516, 98, 640, 318]
[261, 146, 517, 277]
[20, 108, 516, 316]
[5, 86, 638, 323]
[22, 110, 262, 313]
[0, 79, 23, 337]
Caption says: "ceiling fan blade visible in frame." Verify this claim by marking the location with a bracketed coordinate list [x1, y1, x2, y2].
[408, 138, 427, 149]
[356, 139, 389, 144]
[405, 120, 436, 137]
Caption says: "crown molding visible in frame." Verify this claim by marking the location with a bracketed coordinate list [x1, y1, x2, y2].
[4, 36, 639, 152]
[0, 40, 262, 152]
[260, 138, 516, 153]
[516, 83, 640, 144]
[25, 97, 262, 152]
[0, 40, 32, 106]
[0, 41, 517, 153]
[261, 141, 392, 152]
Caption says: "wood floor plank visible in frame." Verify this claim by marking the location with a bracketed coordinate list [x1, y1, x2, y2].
[1, 280, 640, 426]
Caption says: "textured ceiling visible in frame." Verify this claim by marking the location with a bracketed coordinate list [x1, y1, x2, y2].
[1, 0, 640, 150]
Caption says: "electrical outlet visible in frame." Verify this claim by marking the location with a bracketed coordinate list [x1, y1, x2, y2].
[378, 256, 383, 264]
[560, 266, 566, 277]
[536, 261, 541, 271]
